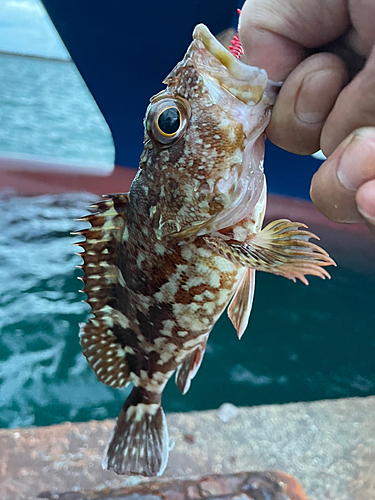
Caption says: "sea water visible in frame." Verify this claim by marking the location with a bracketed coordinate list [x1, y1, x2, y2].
[0, 54, 375, 430]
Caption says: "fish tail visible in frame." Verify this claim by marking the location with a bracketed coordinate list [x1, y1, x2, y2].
[103, 386, 169, 477]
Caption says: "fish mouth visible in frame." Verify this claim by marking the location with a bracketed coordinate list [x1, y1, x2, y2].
[192, 24, 280, 106]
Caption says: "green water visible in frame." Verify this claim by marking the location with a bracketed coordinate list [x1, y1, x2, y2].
[0, 191, 374, 429]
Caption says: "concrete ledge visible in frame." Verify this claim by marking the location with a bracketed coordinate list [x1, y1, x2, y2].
[1, 397, 375, 500]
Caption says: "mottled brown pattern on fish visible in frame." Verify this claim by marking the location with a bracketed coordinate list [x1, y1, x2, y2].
[79, 191, 240, 390]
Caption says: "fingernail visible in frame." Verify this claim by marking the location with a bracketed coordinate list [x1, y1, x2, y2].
[295, 70, 338, 124]
[358, 208, 375, 236]
[356, 179, 375, 236]
[310, 159, 362, 223]
[337, 129, 375, 191]
[358, 207, 375, 225]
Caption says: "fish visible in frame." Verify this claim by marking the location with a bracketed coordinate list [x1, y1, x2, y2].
[77, 24, 336, 477]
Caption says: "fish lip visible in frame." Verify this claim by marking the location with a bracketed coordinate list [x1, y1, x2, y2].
[192, 23, 280, 106]
[192, 23, 260, 81]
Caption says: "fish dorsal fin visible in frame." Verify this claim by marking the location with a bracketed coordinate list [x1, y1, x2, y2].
[76, 194, 131, 388]
[228, 268, 256, 340]
[175, 342, 207, 395]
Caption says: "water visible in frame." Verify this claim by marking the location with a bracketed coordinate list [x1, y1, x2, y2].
[0, 53, 114, 167]
[0, 191, 374, 430]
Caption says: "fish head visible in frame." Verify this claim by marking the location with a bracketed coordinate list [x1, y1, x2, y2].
[133, 24, 280, 239]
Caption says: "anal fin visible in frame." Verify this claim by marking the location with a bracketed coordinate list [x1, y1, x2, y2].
[175, 342, 206, 395]
[204, 219, 336, 285]
[228, 268, 256, 339]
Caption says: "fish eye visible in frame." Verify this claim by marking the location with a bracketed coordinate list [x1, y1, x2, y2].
[157, 107, 181, 136]
[146, 96, 191, 147]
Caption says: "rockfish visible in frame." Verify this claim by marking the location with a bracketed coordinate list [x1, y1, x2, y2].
[78, 24, 335, 477]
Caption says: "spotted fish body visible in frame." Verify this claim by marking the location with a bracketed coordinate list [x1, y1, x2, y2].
[78, 24, 335, 477]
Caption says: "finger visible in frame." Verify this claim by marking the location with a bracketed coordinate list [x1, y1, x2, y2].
[239, 0, 349, 80]
[266, 53, 348, 154]
[348, 0, 375, 56]
[321, 45, 375, 156]
[310, 127, 375, 225]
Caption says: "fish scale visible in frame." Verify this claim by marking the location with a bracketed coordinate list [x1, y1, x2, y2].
[78, 24, 335, 477]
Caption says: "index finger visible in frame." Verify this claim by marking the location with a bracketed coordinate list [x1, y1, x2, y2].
[238, 0, 350, 80]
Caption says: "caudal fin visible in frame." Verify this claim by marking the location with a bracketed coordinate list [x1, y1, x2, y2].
[103, 388, 169, 476]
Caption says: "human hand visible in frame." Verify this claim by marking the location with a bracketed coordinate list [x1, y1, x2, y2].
[239, 0, 375, 235]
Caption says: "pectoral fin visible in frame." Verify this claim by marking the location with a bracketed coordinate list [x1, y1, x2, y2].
[204, 219, 336, 285]
[175, 342, 206, 395]
[228, 268, 256, 339]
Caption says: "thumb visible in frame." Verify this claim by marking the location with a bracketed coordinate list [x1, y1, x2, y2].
[239, 0, 349, 80]
[310, 127, 375, 235]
